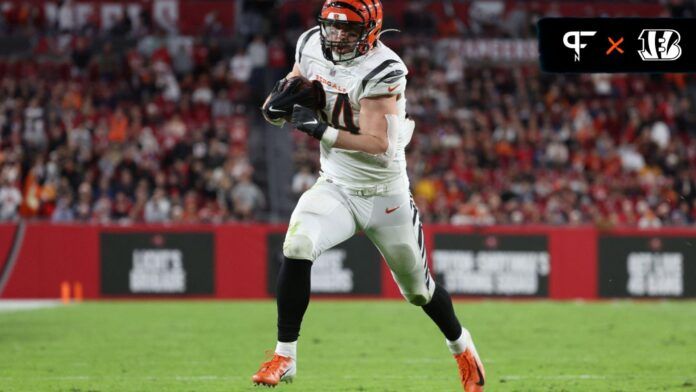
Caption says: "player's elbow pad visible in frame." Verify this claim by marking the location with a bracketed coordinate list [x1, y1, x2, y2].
[372, 115, 411, 167]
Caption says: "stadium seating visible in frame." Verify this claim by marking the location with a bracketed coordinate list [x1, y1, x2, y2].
[0, 0, 694, 226]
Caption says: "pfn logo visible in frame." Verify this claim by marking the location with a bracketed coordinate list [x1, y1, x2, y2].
[563, 31, 597, 61]
[638, 29, 682, 61]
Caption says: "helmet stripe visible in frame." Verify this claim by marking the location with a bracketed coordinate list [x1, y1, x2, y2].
[372, 0, 383, 24]
[357, 0, 373, 20]
[369, 0, 379, 19]
[325, 2, 365, 23]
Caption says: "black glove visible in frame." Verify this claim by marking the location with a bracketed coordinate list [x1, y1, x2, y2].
[262, 78, 292, 120]
[263, 77, 326, 121]
[291, 104, 327, 140]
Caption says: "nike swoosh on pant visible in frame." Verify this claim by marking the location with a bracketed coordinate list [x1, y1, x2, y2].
[385, 206, 400, 214]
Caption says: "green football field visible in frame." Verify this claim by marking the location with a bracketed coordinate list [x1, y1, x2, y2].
[1, 300, 695, 392]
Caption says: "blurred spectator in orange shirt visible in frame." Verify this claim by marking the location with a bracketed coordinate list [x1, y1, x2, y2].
[108, 108, 129, 143]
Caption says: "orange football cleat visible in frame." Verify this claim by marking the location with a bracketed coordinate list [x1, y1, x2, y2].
[252, 353, 296, 387]
[453, 335, 485, 391]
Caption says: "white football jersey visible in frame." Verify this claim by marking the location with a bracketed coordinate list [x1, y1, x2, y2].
[295, 27, 410, 188]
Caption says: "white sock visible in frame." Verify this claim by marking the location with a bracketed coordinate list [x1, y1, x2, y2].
[446, 327, 469, 355]
[275, 341, 297, 360]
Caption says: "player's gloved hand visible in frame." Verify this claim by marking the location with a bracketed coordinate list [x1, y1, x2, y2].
[262, 78, 292, 121]
[263, 77, 326, 123]
[291, 104, 328, 140]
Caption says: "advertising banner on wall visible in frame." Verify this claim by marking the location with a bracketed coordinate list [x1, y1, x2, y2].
[440, 39, 539, 63]
[267, 234, 381, 296]
[100, 232, 214, 295]
[432, 234, 550, 297]
[598, 235, 696, 298]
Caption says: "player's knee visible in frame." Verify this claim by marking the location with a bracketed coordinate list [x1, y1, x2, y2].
[390, 244, 416, 270]
[283, 234, 316, 261]
[404, 292, 430, 306]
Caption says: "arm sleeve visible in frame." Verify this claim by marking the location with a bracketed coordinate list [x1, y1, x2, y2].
[371, 115, 414, 168]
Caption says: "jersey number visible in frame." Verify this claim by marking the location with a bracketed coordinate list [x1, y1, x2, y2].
[329, 93, 360, 134]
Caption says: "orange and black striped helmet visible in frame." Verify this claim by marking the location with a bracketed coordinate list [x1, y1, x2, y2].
[317, 0, 383, 63]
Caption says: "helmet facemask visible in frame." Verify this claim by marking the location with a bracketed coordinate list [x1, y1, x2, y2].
[318, 18, 372, 63]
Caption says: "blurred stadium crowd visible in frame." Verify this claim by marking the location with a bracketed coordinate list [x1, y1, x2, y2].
[1, 0, 696, 227]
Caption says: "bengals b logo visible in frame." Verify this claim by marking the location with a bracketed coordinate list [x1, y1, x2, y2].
[637, 29, 682, 61]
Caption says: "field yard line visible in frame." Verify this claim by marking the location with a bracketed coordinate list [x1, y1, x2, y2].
[0, 374, 690, 382]
[0, 376, 246, 381]
[404, 358, 497, 364]
[501, 374, 607, 380]
[15, 375, 588, 380]
[0, 300, 61, 313]
[402, 358, 451, 364]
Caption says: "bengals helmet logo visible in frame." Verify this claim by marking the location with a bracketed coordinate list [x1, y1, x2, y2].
[637, 29, 682, 61]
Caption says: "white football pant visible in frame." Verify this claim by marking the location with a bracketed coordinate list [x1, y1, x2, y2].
[283, 176, 435, 305]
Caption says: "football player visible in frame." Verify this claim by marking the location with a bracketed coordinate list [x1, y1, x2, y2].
[253, 1, 485, 390]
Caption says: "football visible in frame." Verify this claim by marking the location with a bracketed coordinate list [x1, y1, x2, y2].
[263, 75, 325, 125]
[284, 75, 314, 94]
[284, 75, 326, 110]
